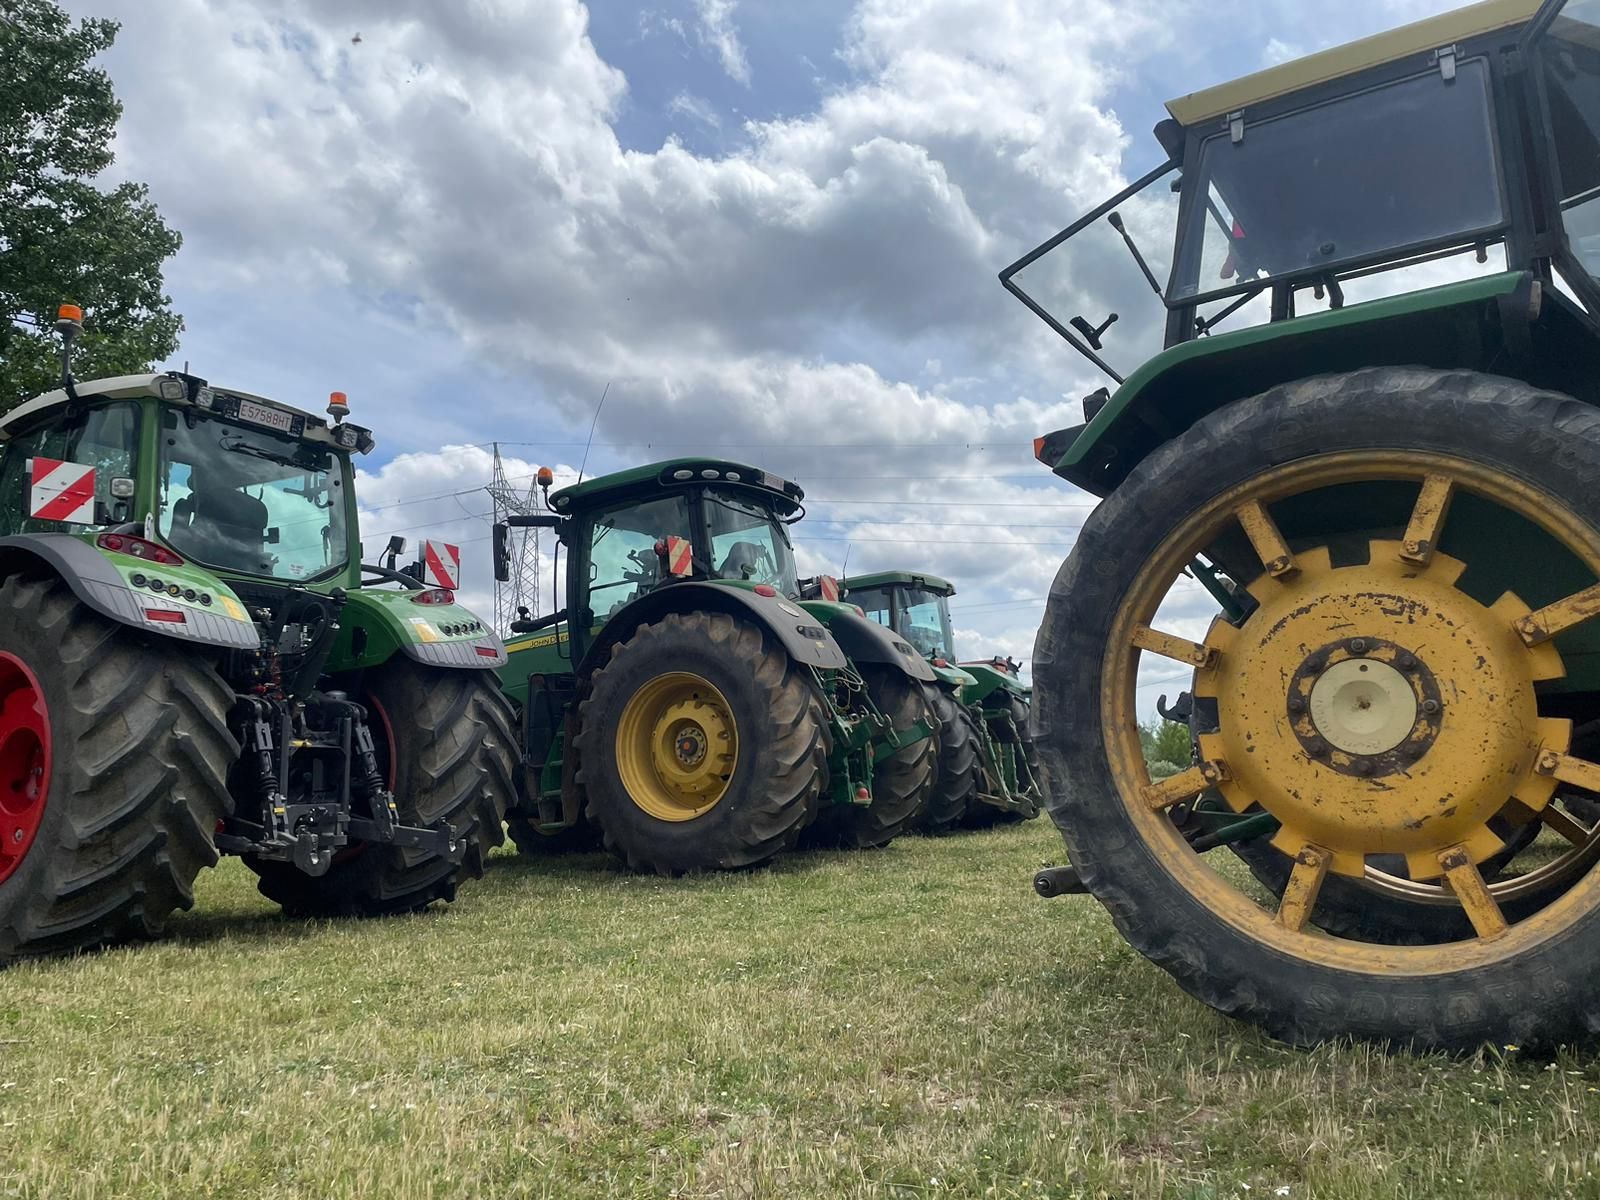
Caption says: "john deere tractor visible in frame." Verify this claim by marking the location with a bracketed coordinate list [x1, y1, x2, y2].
[0, 309, 514, 962]
[1010, 0, 1600, 1048]
[491, 460, 938, 874]
[842, 571, 1040, 833]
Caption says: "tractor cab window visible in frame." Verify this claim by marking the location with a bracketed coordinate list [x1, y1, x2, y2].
[0, 402, 140, 535]
[586, 494, 693, 622]
[1535, 1, 1600, 279]
[1171, 59, 1506, 301]
[849, 586, 894, 629]
[157, 409, 348, 580]
[895, 586, 955, 660]
[704, 488, 799, 595]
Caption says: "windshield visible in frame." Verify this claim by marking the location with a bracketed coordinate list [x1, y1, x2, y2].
[586, 494, 693, 622]
[704, 489, 798, 595]
[158, 408, 349, 581]
[896, 586, 955, 659]
[0, 402, 139, 535]
[1171, 59, 1506, 301]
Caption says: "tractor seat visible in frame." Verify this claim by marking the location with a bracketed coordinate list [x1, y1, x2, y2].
[171, 485, 270, 571]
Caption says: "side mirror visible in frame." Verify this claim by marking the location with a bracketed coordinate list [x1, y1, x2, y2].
[506, 513, 562, 529]
[493, 522, 510, 583]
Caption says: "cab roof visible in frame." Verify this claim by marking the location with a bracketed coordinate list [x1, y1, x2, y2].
[548, 458, 805, 515]
[843, 570, 955, 596]
[0, 372, 352, 449]
[1165, 0, 1539, 126]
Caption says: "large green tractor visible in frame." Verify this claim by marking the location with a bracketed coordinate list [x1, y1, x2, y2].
[491, 459, 938, 873]
[0, 310, 514, 962]
[1011, 0, 1600, 1048]
[841, 571, 1040, 833]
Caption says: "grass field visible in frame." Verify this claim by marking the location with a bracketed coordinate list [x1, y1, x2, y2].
[4, 821, 1600, 1199]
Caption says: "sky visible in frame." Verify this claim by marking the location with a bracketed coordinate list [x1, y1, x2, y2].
[60, 0, 1479, 706]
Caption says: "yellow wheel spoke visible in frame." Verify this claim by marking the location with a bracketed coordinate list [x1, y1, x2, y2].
[1438, 846, 1508, 939]
[1141, 760, 1229, 811]
[1236, 500, 1297, 579]
[1541, 803, 1594, 848]
[1276, 844, 1331, 932]
[1131, 624, 1215, 667]
[1516, 583, 1600, 646]
[1400, 474, 1453, 565]
[1535, 749, 1600, 793]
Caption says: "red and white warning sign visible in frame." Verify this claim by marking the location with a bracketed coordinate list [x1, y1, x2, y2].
[663, 535, 693, 578]
[817, 575, 840, 601]
[28, 458, 97, 524]
[421, 539, 461, 590]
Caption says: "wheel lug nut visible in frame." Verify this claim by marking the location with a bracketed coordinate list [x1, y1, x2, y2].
[1350, 638, 1368, 654]
[1305, 738, 1327, 758]
[1288, 696, 1305, 713]
[1354, 760, 1373, 776]
[1422, 699, 1440, 715]
[1304, 655, 1325, 673]
[1398, 654, 1417, 671]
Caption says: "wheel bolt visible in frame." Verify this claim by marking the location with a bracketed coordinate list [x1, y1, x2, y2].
[1422, 699, 1441, 715]
[1304, 655, 1325, 674]
[1288, 696, 1305, 713]
[1398, 654, 1417, 671]
[1305, 738, 1327, 758]
[1350, 638, 1368, 654]
[11, 829, 20, 842]
[1354, 760, 1373, 776]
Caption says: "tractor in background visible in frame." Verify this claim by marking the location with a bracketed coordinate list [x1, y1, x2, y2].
[841, 571, 1040, 833]
[1011, 0, 1600, 1048]
[0, 308, 514, 963]
[491, 459, 938, 874]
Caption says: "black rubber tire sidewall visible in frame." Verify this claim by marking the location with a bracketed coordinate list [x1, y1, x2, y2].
[1033, 368, 1600, 1049]
[914, 687, 981, 835]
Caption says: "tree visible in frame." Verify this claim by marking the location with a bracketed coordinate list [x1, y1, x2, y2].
[0, 0, 182, 411]
[1139, 717, 1192, 778]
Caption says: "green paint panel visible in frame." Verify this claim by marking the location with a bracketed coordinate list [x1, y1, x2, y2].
[325, 588, 496, 673]
[842, 570, 954, 595]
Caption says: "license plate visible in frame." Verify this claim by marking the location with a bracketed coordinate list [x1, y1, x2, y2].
[236, 398, 294, 434]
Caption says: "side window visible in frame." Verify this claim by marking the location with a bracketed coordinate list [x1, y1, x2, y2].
[585, 495, 693, 623]
[849, 586, 893, 628]
[0, 403, 140, 536]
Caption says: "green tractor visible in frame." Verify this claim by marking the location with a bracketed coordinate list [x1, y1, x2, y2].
[1011, 0, 1600, 1048]
[491, 459, 938, 873]
[841, 571, 1041, 833]
[0, 309, 514, 962]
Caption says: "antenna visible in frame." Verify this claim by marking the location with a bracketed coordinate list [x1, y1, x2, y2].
[575, 381, 610, 485]
[840, 542, 851, 579]
[487, 443, 546, 634]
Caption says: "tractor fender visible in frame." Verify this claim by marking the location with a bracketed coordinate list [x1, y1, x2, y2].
[931, 661, 977, 692]
[799, 600, 938, 683]
[957, 660, 1029, 708]
[0, 533, 258, 649]
[328, 587, 507, 672]
[578, 581, 850, 676]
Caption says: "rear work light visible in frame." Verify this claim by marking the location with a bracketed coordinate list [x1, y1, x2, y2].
[410, 588, 455, 606]
[99, 533, 184, 566]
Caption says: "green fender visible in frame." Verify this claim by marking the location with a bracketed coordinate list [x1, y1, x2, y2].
[957, 661, 1028, 710]
[0, 532, 257, 649]
[798, 599, 938, 683]
[326, 587, 506, 672]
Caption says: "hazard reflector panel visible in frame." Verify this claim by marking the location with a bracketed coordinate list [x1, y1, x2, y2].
[29, 458, 96, 524]
[421, 539, 461, 590]
[664, 535, 693, 578]
[818, 575, 840, 601]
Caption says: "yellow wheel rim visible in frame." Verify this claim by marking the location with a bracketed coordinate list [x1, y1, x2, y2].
[615, 672, 739, 822]
[1109, 451, 1600, 974]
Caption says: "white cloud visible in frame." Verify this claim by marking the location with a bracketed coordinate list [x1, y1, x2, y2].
[693, 0, 751, 85]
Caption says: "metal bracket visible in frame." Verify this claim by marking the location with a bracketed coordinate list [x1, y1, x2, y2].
[1227, 110, 1244, 144]
[1434, 45, 1458, 82]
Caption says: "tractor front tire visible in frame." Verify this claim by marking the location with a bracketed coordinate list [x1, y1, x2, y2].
[914, 687, 980, 835]
[807, 664, 938, 849]
[0, 575, 236, 962]
[250, 659, 514, 916]
[577, 612, 827, 874]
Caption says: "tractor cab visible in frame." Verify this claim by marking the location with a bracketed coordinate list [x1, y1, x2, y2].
[843, 571, 957, 662]
[1010, 0, 1600, 495]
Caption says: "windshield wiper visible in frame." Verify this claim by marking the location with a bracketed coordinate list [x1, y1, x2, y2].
[219, 435, 314, 470]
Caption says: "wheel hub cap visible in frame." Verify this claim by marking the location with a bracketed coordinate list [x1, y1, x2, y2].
[0, 653, 50, 885]
[1194, 542, 1569, 878]
[615, 672, 740, 822]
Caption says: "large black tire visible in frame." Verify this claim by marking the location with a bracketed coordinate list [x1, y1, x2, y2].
[963, 695, 1038, 827]
[250, 659, 514, 916]
[913, 687, 980, 835]
[0, 575, 236, 962]
[1034, 368, 1600, 1050]
[577, 611, 827, 874]
[807, 664, 938, 849]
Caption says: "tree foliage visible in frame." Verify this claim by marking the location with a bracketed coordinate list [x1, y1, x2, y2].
[1139, 717, 1192, 776]
[0, 0, 181, 411]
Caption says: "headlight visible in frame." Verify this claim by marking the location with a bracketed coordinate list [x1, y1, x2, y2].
[335, 424, 359, 449]
[157, 377, 186, 401]
[194, 387, 215, 410]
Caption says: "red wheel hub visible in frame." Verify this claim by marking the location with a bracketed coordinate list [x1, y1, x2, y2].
[0, 653, 50, 885]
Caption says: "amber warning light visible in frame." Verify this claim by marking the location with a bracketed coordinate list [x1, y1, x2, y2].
[58, 304, 83, 323]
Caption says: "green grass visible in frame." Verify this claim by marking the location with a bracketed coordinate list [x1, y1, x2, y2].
[4, 823, 1600, 1199]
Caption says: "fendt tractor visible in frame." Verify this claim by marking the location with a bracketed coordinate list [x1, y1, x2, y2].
[490, 459, 939, 874]
[841, 571, 1041, 833]
[1011, 0, 1600, 1048]
[0, 308, 514, 962]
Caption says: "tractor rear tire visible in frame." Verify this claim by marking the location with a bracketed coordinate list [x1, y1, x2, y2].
[577, 611, 827, 874]
[250, 660, 514, 916]
[1033, 367, 1600, 1050]
[807, 664, 937, 849]
[0, 575, 236, 962]
[914, 688, 980, 835]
